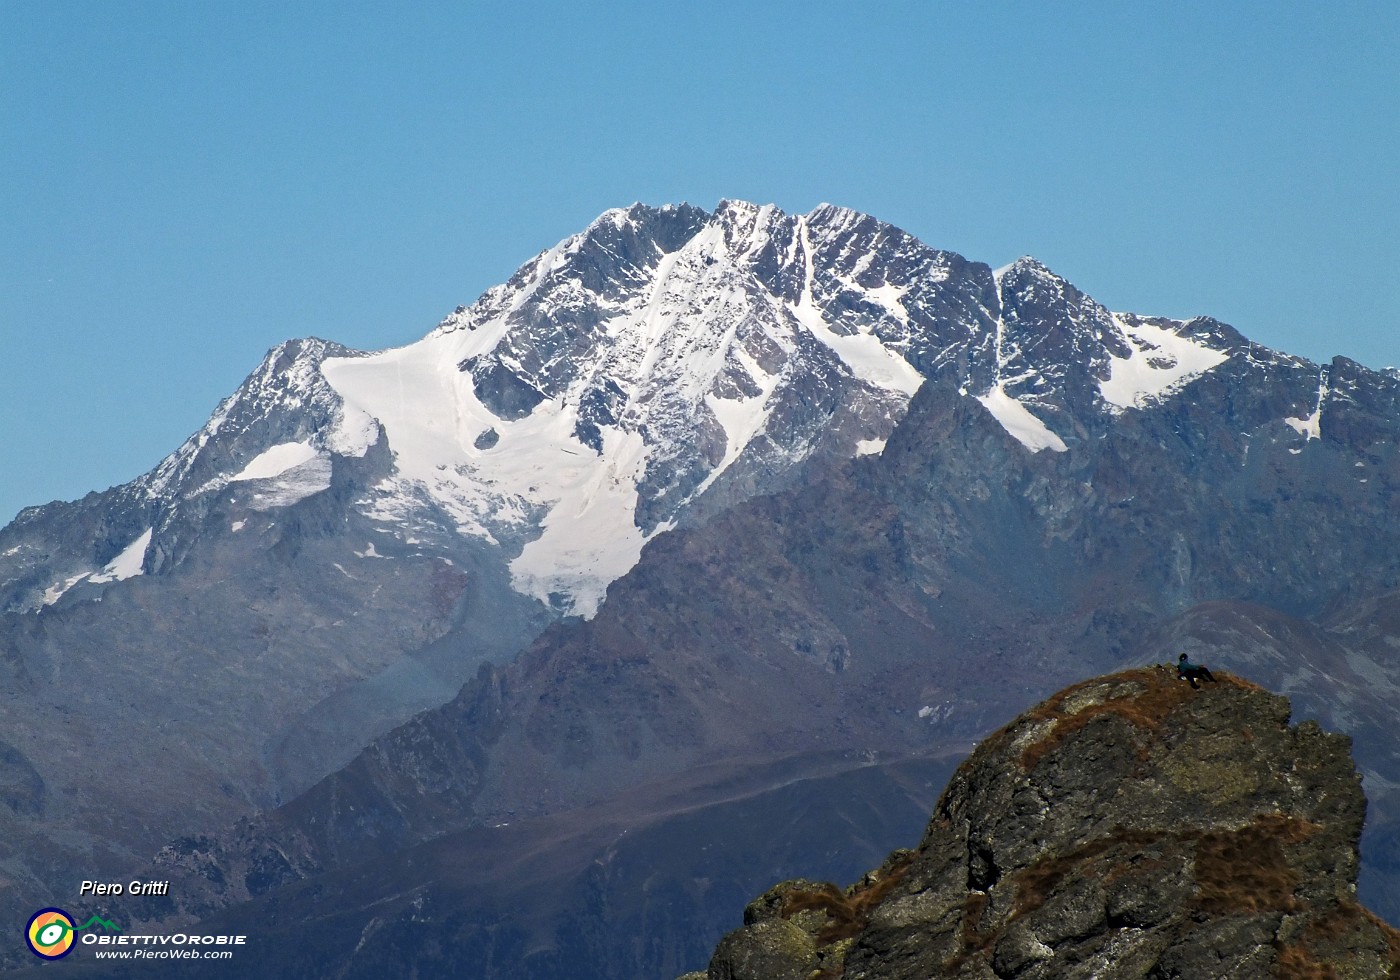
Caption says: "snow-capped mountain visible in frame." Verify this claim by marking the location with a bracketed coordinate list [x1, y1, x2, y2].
[7, 200, 1400, 974]
[0, 337, 373, 610]
[3, 201, 1272, 622]
[123, 208, 1400, 976]
[315, 201, 941, 614]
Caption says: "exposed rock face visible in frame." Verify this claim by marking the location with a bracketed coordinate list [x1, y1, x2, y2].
[696, 669, 1400, 979]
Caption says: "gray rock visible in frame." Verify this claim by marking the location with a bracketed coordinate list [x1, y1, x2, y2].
[708, 918, 817, 980]
[694, 669, 1400, 979]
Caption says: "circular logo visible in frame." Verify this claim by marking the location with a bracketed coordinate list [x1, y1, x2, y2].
[25, 908, 76, 960]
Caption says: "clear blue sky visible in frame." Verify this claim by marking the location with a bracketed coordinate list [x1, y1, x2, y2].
[3, 2, 1397, 524]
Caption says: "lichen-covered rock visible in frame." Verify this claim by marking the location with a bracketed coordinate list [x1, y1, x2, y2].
[743, 879, 833, 928]
[688, 668, 1400, 978]
[708, 917, 818, 980]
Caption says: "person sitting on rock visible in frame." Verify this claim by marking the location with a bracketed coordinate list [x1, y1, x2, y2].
[1177, 653, 1217, 688]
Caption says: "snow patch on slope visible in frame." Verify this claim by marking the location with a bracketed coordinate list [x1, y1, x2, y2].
[975, 263, 1067, 454]
[1285, 368, 1329, 441]
[1099, 315, 1230, 410]
[42, 573, 89, 607]
[232, 442, 321, 482]
[706, 391, 771, 471]
[218, 441, 334, 510]
[509, 425, 654, 612]
[976, 388, 1068, 453]
[244, 458, 334, 510]
[327, 405, 380, 457]
[41, 527, 152, 604]
[89, 528, 152, 583]
[323, 330, 655, 617]
[790, 218, 924, 397]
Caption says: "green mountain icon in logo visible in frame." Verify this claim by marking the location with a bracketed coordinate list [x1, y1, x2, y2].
[76, 915, 120, 933]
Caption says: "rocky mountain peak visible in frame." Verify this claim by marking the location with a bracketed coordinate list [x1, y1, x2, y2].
[690, 668, 1400, 979]
[994, 254, 1058, 284]
[2, 200, 1274, 617]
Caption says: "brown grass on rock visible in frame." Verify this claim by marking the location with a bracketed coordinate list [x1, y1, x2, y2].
[780, 849, 917, 946]
[1273, 899, 1400, 978]
[1017, 666, 1217, 769]
[1192, 814, 1317, 915]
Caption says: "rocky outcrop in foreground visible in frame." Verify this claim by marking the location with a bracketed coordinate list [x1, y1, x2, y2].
[685, 668, 1400, 979]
